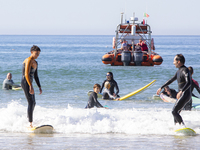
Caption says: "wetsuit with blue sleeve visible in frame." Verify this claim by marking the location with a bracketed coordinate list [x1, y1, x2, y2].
[85, 92, 103, 108]
[21, 57, 41, 123]
[160, 65, 191, 125]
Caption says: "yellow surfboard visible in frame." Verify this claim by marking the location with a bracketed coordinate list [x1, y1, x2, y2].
[28, 125, 53, 133]
[175, 127, 196, 136]
[117, 80, 156, 101]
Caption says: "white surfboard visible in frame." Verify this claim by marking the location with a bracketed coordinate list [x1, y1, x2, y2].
[28, 125, 53, 133]
[175, 127, 196, 136]
[160, 94, 176, 103]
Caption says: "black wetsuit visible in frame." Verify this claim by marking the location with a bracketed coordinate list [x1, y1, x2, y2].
[21, 62, 41, 122]
[100, 79, 119, 99]
[183, 79, 200, 110]
[85, 92, 103, 108]
[161, 89, 177, 99]
[160, 65, 191, 124]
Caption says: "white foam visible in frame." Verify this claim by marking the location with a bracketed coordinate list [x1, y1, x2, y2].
[0, 100, 199, 135]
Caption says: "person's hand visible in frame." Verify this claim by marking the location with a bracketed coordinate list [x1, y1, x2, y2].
[39, 87, 42, 95]
[113, 93, 116, 97]
[29, 85, 34, 94]
[156, 88, 162, 95]
[176, 91, 183, 99]
[115, 98, 120, 101]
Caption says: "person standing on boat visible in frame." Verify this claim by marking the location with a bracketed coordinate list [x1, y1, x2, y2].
[137, 38, 148, 52]
[156, 54, 191, 126]
[183, 66, 200, 110]
[21, 45, 42, 128]
[100, 72, 119, 99]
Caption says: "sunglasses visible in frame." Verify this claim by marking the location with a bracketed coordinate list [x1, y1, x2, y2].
[106, 74, 110, 76]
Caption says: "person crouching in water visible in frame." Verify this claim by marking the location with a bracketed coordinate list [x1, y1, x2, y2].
[85, 84, 107, 109]
[102, 81, 120, 100]
[21, 45, 42, 128]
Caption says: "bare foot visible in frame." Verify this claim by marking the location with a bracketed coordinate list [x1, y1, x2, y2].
[30, 122, 33, 128]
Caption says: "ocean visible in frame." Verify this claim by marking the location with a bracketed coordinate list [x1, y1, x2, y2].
[0, 35, 200, 149]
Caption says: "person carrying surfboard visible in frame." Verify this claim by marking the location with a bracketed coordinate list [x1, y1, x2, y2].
[85, 84, 107, 109]
[156, 54, 192, 126]
[100, 72, 119, 99]
[102, 81, 120, 100]
[21, 45, 42, 128]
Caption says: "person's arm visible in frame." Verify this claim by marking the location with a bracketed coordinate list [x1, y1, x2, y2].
[193, 81, 200, 94]
[114, 80, 119, 95]
[100, 80, 106, 93]
[157, 73, 177, 95]
[93, 94, 103, 108]
[24, 57, 32, 86]
[161, 73, 177, 89]
[34, 67, 42, 95]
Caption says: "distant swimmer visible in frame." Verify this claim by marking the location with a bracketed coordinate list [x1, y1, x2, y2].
[161, 86, 177, 99]
[100, 72, 119, 99]
[2, 73, 21, 90]
[102, 81, 120, 100]
[21, 45, 42, 128]
[157, 54, 191, 126]
[85, 84, 107, 109]
[183, 66, 200, 110]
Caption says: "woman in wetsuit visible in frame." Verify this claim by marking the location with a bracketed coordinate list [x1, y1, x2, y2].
[100, 72, 119, 100]
[157, 54, 191, 126]
[21, 45, 42, 128]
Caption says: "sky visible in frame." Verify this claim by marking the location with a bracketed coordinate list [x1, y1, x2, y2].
[0, 0, 199, 35]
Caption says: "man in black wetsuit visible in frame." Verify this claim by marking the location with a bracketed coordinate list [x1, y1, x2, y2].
[157, 54, 191, 126]
[100, 72, 119, 99]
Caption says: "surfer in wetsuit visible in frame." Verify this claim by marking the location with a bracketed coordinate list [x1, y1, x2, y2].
[2, 73, 21, 90]
[21, 45, 42, 128]
[157, 54, 191, 126]
[85, 84, 105, 109]
[100, 72, 119, 99]
[161, 86, 177, 99]
[183, 66, 200, 110]
[102, 81, 120, 100]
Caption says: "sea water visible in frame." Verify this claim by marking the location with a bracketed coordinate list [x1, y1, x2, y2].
[0, 35, 200, 149]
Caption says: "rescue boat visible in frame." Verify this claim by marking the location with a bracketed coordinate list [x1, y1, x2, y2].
[102, 13, 163, 66]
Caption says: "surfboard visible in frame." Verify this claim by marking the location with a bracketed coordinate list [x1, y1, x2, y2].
[160, 94, 176, 103]
[192, 96, 200, 104]
[175, 127, 196, 136]
[28, 125, 53, 133]
[116, 80, 156, 101]
[153, 95, 162, 100]
[12, 87, 22, 90]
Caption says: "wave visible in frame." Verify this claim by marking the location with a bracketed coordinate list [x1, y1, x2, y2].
[0, 100, 199, 135]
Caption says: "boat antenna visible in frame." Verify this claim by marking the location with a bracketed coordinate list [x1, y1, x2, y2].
[121, 12, 124, 24]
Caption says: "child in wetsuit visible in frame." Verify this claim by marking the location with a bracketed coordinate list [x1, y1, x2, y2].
[21, 45, 42, 128]
[102, 81, 120, 100]
[85, 84, 105, 109]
